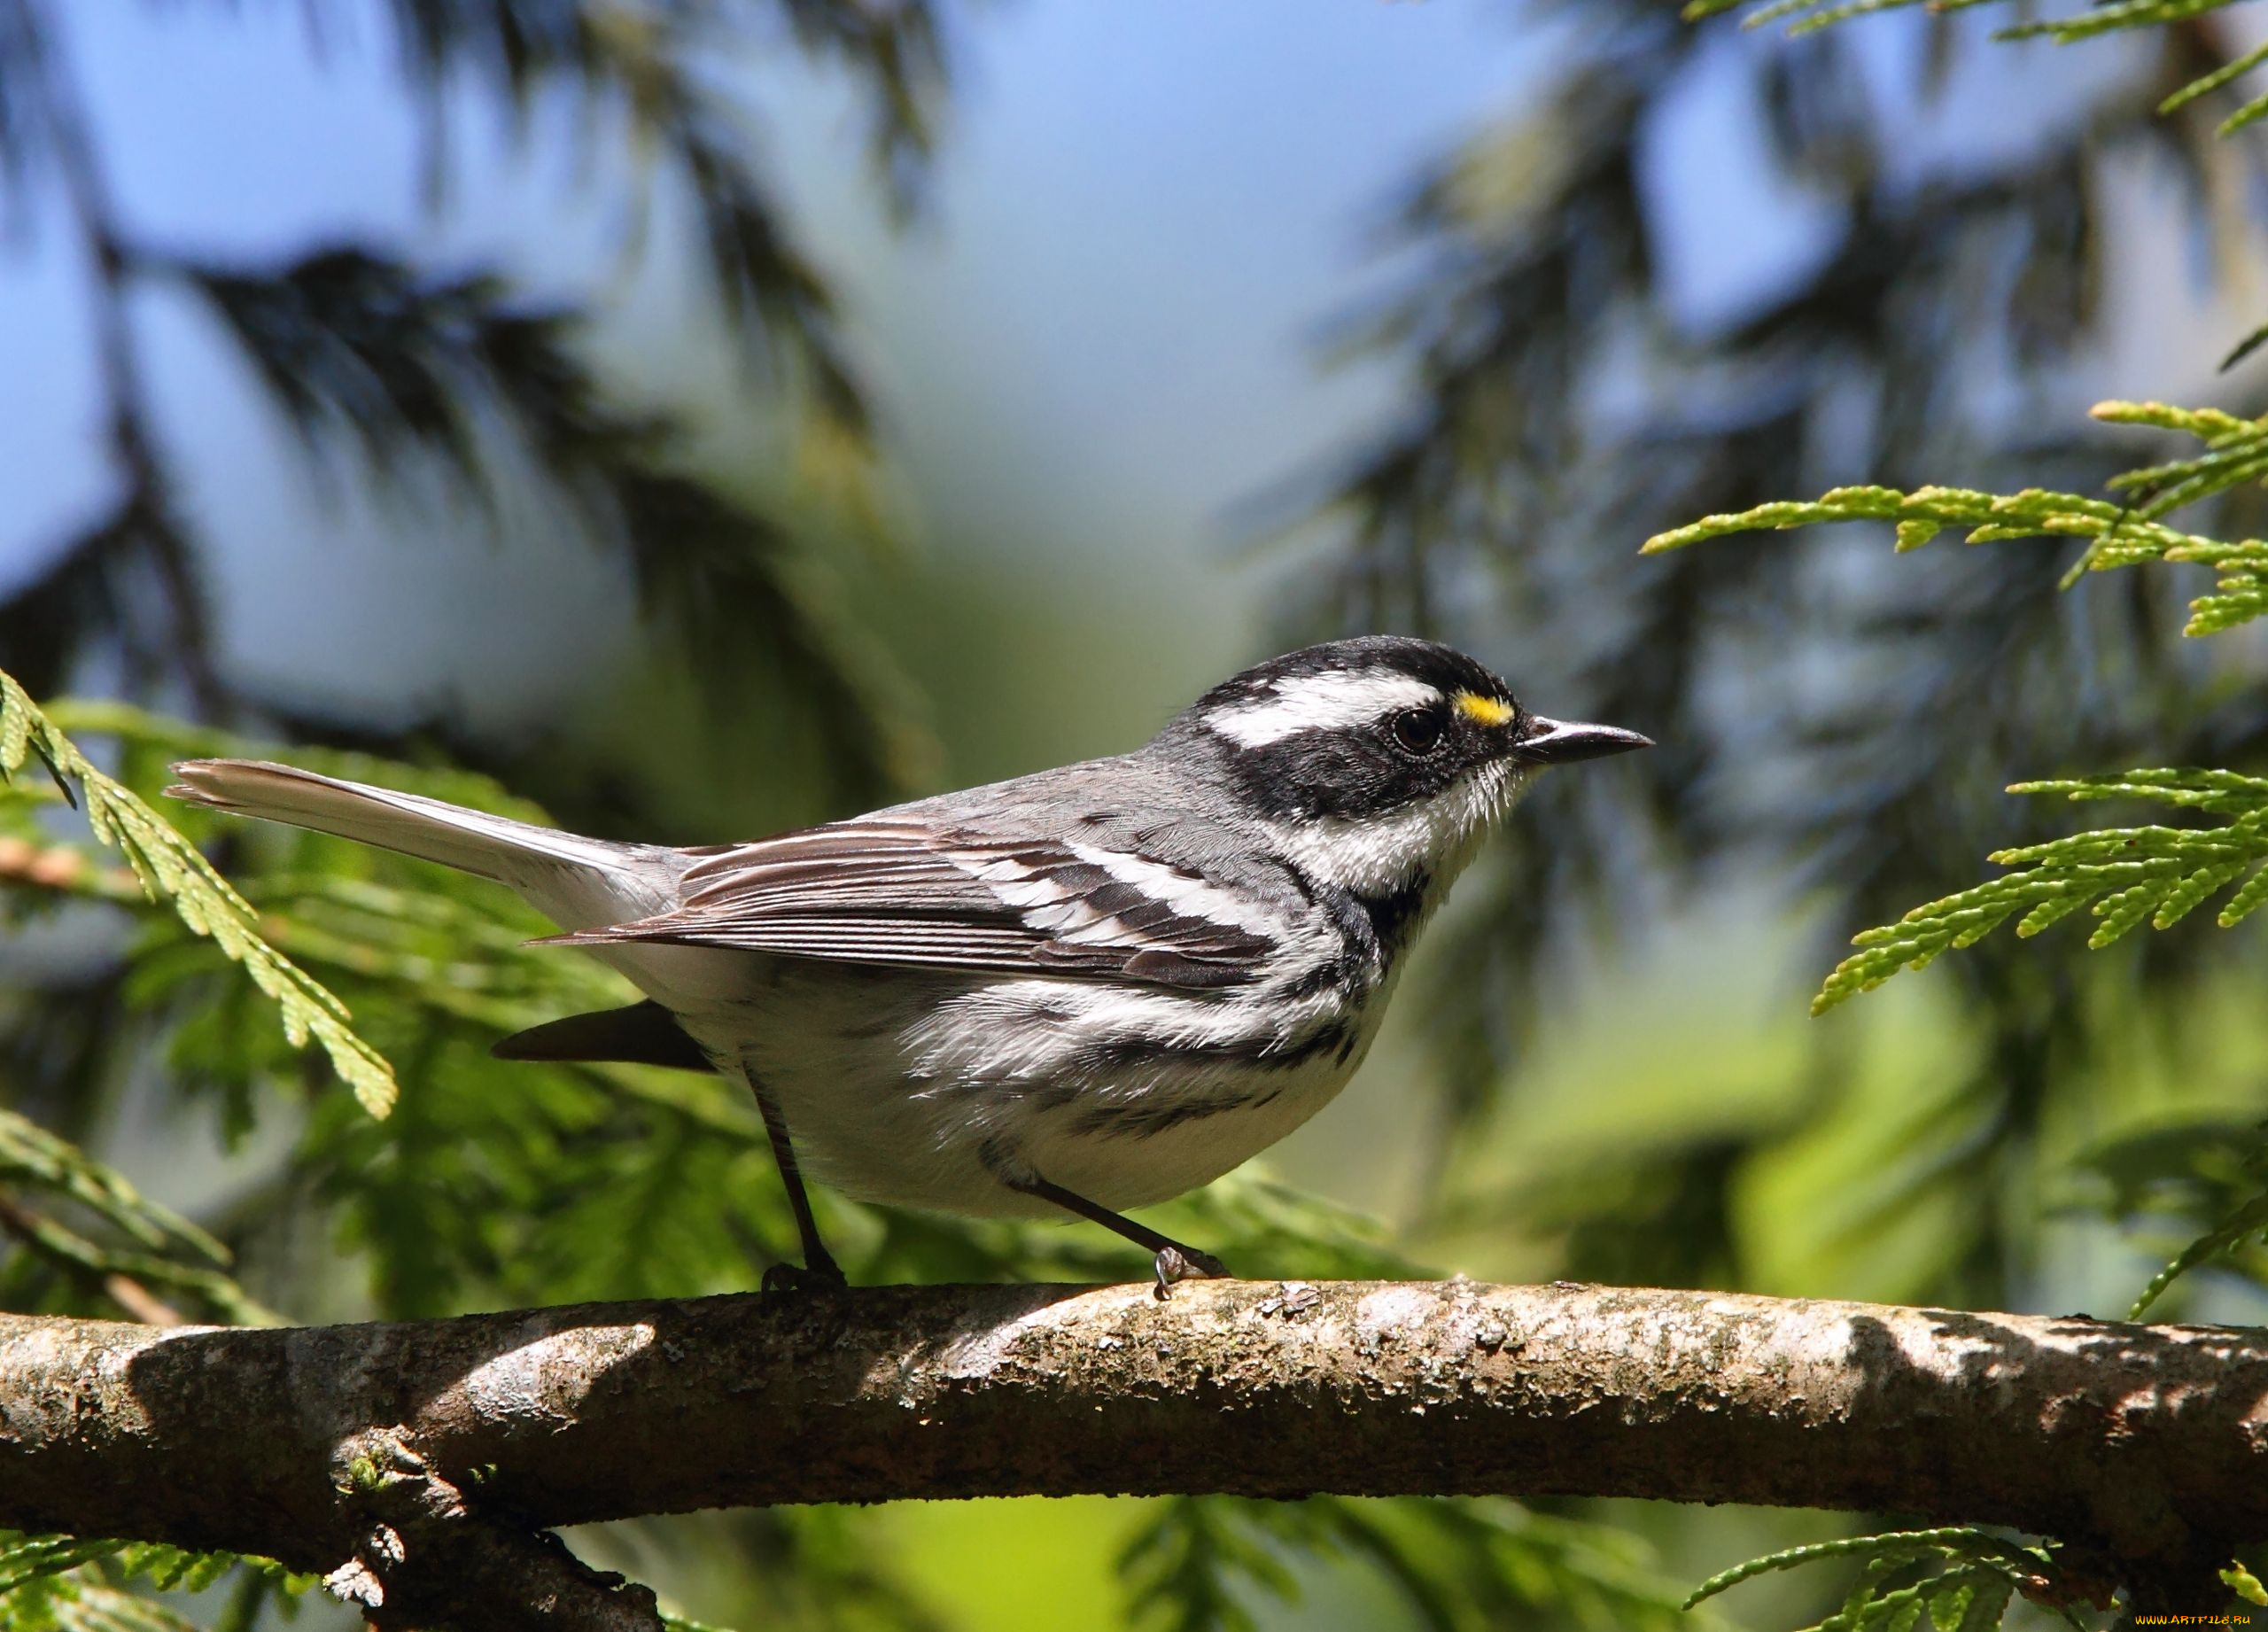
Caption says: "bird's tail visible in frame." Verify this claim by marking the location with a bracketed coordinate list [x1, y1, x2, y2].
[167, 758, 672, 926]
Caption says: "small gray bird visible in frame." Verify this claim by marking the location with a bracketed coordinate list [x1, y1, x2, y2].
[169, 637, 1648, 1294]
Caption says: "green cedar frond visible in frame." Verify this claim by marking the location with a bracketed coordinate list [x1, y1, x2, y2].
[1684, 1529, 2031, 1608]
[0, 1531, 757, 1632]
[1642, 401, 2268, 637]
[52, 1581, 203, 1632]
[2127, 1187, 2268, 1319]
[1687, 1527, 2057, 1632]
[1784, 0, 1938, 40]
[1995, 0, 2235, 47]
[2224, 1564, 2268, 1607]
[2222, 321, 2268, 374]
[0, 1532, 320, 1632]
[2067, 1118, 2268, 1325]
[0, 672, 397, 1116]
[2162, 35, 2268, 115]
[658, 1614, 753, 1632]
[1803, 772, 2268, 1014]
[0, 1536, 120, 1597]
[2220, 86, 2268, 136]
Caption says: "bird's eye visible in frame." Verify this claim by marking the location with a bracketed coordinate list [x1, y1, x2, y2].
[1392, 707, 1446, 754]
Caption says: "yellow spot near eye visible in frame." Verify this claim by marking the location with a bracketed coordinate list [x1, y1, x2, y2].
[1455, 692, 1515, 727]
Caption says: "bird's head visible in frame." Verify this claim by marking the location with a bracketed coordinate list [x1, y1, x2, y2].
[1163, 636, 1651, 895]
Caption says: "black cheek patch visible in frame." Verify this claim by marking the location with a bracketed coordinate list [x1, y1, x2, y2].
[1226, 733, 1440, 820]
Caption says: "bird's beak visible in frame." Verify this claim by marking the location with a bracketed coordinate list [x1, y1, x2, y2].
[1512, 715, 1654, 765]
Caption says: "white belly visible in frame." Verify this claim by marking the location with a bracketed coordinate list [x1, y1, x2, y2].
[660, 954, 1381, 1217]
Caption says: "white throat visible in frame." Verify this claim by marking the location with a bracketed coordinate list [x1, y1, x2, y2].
[1260, 759, 1527, 897]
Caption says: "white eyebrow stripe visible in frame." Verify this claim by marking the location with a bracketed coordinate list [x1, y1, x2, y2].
[1205, 672, 1443, 748]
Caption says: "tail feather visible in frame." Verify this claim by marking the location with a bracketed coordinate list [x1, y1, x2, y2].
[167, 758, 676, 927]
[491, 999, 716, 1072]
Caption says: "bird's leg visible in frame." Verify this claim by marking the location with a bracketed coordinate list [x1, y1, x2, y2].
[747, 1074, 846, 1293]
[1008, 1173, 1230, 1300]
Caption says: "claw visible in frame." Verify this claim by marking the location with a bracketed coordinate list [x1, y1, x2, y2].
[1152, 1245, 1231, 1300]
[762, 1259, 849, 1295]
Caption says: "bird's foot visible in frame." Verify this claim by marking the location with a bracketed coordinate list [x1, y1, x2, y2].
[762, 1257, 849, 1295]
[1152, 1245, 1231, 1301]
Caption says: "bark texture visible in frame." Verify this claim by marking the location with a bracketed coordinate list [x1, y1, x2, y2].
[3, 1279, 2263, 1629]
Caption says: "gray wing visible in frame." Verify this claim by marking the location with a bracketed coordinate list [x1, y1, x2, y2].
[538, 816, 1281, 989]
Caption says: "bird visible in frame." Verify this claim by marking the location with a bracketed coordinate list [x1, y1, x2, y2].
[167, 636, 1650, 1294]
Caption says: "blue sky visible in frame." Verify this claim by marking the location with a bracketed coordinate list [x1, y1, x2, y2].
[0, 3, 1565, 738]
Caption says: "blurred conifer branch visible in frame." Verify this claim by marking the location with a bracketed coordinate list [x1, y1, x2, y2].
[1119, 1496, 1702, 1632]
[0, 0, 941, 804]
[1688, 0, 2268, 133]
[0, 1107, 279, 1325]
[0, 670, 397, 1116]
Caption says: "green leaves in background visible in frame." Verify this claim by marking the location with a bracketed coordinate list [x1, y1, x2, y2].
[1120, 1497, 1699, 1632]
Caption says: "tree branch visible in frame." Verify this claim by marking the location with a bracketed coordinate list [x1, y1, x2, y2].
[3, 1280, 2262, 1628]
